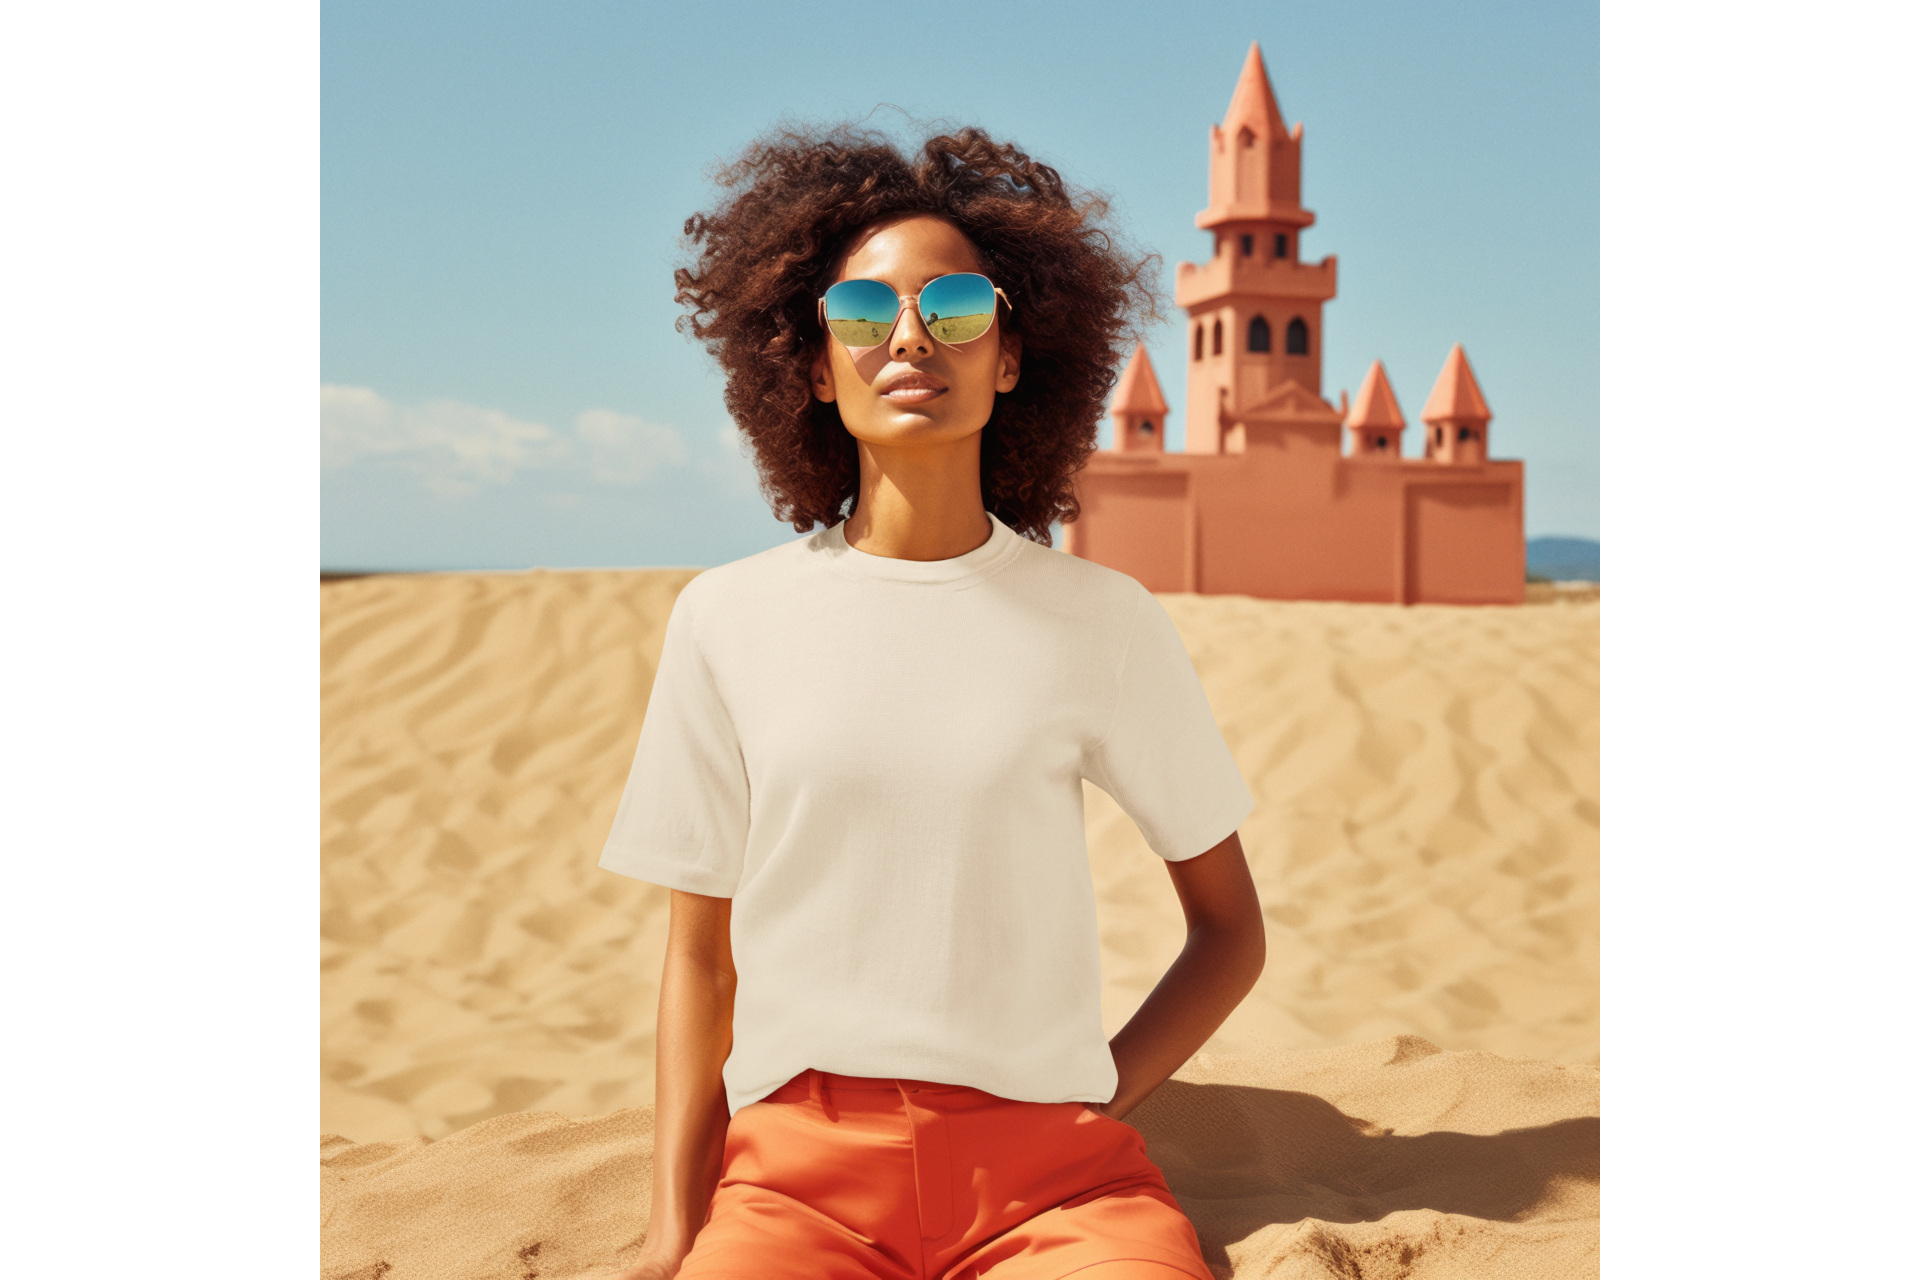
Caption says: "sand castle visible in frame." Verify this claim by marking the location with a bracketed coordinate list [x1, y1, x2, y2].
[1064, 44, 1527, 605]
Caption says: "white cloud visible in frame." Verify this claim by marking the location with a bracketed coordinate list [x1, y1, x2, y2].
[696, 421, 764, 496]
[321, 384, 566, 495]
[574, 408, 687, 484]
[321, 385, 697, 495]
[319, 385, 398, 469]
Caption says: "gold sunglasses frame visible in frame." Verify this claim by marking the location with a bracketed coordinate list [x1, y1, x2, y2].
[816, 273, 1013, 353]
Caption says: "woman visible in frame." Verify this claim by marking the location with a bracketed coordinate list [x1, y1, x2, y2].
[597, 124, 1264, 1280]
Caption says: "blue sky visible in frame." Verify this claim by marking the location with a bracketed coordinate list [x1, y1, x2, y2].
[322, 0, 1597, 569]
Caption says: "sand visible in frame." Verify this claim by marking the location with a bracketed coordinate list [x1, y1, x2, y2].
[323, 1037, 1595, 1280]
[321, 568, 1598, 1278]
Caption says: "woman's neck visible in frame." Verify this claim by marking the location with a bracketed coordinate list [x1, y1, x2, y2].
[842, 434, 991, 561]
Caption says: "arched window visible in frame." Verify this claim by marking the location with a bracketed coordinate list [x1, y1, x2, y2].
[1374, 436, 1389, 450]
[1247, 316, 1271, 353]
[1459, 428, 1475, 442]
[1211, 319, 1223, 356]
[1139, 420, 1156, 436]
[1193, 325, 1204, 361]
[1285, 316, 1310, 355]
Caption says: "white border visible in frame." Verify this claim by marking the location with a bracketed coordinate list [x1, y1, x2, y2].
[1603, 0, 1916, 1271]
[2, 2, 318, 1271]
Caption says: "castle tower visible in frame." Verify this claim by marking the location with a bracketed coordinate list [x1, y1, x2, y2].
[1110, 343, 1169, 453]
[1345, 359, 1406, 458]
[1421, 344, 1492, 464]
[1174, 41, 1339, 454]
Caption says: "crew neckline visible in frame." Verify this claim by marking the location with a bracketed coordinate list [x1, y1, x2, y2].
[820, 510, 1025, 586]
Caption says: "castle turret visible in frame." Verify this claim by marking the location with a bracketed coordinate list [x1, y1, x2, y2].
[1420, 344, 1492, 465]
[1175, 42, 1338, 454]
[1198, 41, 1308, 234]
[1110, 344, 1169, 453]
[1345, 359, 1405, 459]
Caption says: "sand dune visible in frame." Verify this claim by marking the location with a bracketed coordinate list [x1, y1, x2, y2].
[322, 1037, 1596, 1280]
[1132, 592, 1599, 1066]
[321, 567, 1597, 1277]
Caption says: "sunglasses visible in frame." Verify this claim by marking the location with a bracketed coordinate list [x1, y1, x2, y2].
[818, 272, 1012, 353]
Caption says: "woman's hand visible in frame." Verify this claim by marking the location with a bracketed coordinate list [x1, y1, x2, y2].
[591, 1257, 681, 1280]
[590, 1234, 698, 1280]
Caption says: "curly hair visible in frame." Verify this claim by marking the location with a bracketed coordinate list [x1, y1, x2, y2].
[673, 122, 1161, 545]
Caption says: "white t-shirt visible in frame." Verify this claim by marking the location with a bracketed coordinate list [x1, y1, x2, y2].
[599, 509, 1256, 1117]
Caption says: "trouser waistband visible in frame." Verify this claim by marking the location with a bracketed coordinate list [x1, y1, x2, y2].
[771, 1068, 982, 1124]
[786, 1068, 976, 1093]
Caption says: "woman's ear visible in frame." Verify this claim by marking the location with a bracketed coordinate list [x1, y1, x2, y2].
[811, 346, 837, 403]
[995, 331, 1022, 394]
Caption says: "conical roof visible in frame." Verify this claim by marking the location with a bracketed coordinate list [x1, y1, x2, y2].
[1197, 41, 1309, 231]
[1223, 42, 1286, 138]
[1420, 344, 1491, 424]
[1112, 344, 1169, 416]
[1345, 360, 1405, 430]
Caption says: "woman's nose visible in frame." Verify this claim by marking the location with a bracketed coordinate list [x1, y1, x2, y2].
[890, 300, 933, 359]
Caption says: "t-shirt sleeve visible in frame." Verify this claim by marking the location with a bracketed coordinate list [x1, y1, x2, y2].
[598, 581, 750, 897]
[1081, 583, 1256, 862]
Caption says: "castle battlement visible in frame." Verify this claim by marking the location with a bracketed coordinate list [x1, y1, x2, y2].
[1173, 254, 1338, 306]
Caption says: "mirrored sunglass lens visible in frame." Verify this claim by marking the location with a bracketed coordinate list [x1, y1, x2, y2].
[824, 279, 899, 346]
[918, 274, 998, 345]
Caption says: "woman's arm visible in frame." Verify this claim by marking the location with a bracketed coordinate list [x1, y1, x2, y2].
[1100, 830, 1265, 1120]
[626, 889, 737, 1274]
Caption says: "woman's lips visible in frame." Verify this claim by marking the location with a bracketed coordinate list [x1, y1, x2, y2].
[879, 374, 947, 405]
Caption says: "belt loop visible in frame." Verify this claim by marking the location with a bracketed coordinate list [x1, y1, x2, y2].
[808, 1068, 837, 1122]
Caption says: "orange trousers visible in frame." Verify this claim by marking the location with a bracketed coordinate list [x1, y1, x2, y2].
[674, 1068, 1212, 1280]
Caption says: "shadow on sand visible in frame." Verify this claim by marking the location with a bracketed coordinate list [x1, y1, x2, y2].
[1129, 1076, 1597, 1268]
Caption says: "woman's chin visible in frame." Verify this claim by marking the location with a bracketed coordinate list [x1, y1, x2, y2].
[853, 409, 982, 443]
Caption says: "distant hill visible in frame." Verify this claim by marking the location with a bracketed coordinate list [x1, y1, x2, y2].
[1527, 537, 1599, 582]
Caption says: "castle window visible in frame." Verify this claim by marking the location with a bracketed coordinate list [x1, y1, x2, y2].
[1375, 436, 1388, 450]
[1193, 325, 1204, 361]
[1274, 234, 1288, 258]
[1140, 420, 1156, 435]
[1239, 234, 1253, 258]
[1238, 125, 1255, 149]
[1211, 319, 1223, 356]
[1247, 316, 1271, 353]
[1459, 428, 1475, 442]
[1285, 316, 1310, 355]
